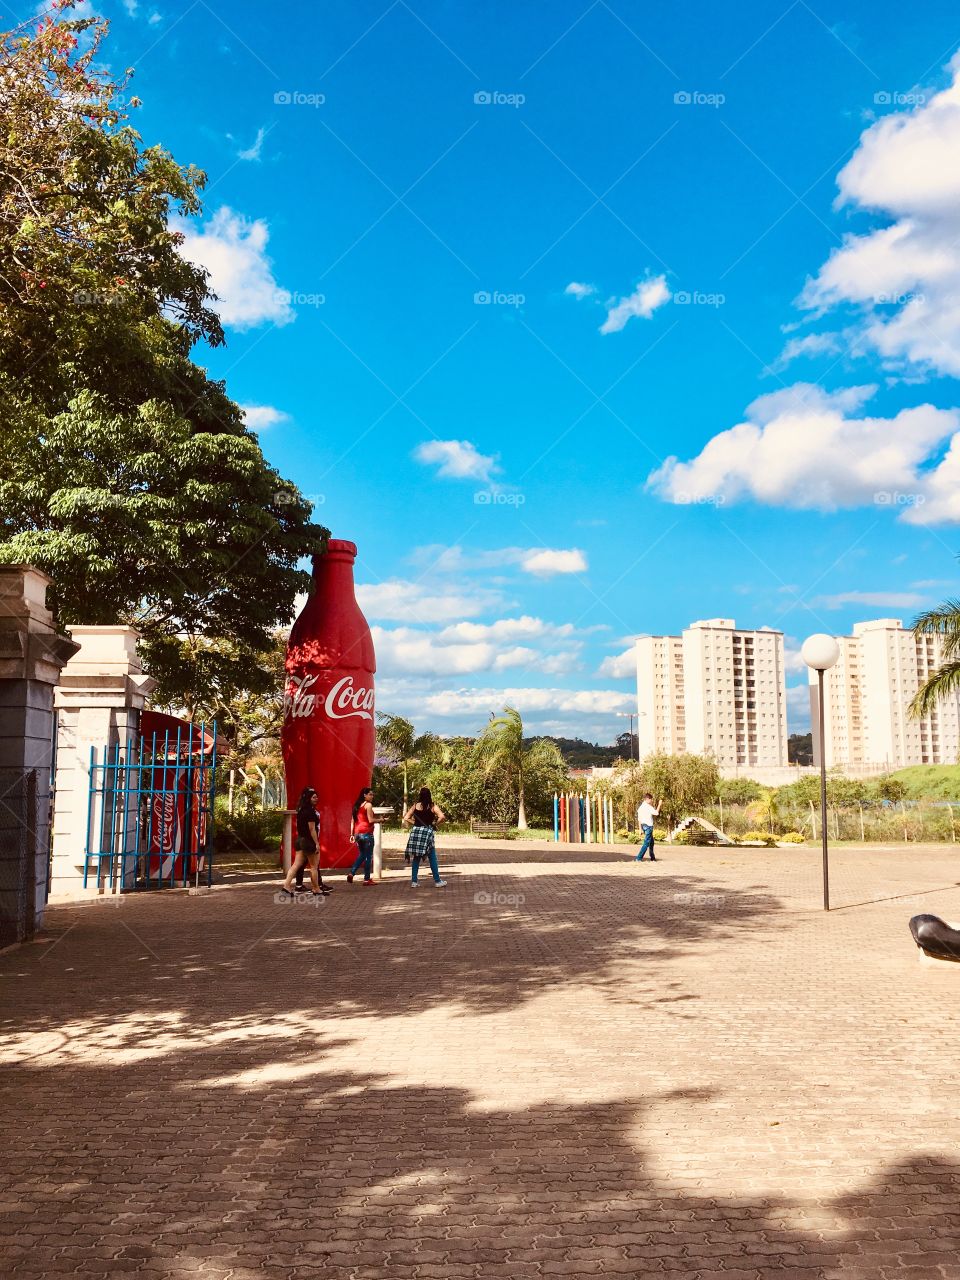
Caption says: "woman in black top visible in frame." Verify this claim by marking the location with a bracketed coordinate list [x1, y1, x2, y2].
[402, 786, 446, 887]
[281, 787, 332, 895]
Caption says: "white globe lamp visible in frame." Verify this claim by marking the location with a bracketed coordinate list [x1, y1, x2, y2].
[801, 633, 840, 672]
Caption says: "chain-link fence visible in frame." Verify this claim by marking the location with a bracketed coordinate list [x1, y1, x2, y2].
[0, 769, 40, 948]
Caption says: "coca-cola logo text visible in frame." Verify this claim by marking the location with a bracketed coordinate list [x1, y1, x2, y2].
[284, 674, 374, 721]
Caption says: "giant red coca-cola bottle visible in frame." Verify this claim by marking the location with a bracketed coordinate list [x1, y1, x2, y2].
[282, 539, 376, 868]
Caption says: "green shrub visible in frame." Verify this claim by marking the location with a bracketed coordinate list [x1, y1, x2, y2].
[214, 805, 285, 854]
[740, 830, 778, 847]
[778, 831, 804, 843]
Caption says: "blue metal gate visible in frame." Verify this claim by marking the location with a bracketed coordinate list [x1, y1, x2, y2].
[84, 721, 217, 892]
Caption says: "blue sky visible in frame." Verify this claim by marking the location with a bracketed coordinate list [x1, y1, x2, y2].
[58, 0, 960, 740]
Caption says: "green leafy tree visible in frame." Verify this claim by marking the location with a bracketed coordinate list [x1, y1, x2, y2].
[521, 738, 569, 826]
[616, 752, 720, 831]
[475, 706, 538, 828]
[718, 777, 765, 805]
[911, 599, 960, 718]
[375, 714, 443, 811]
[0, 6, 327, 700]
[0, 5, 220, 401]
[149, 632, 287, 773]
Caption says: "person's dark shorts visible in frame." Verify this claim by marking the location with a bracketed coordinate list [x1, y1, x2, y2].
[296, 836, 318, 857]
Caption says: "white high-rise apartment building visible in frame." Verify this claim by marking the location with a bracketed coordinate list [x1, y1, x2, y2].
[636, 635, 686, 757]
[636, 619, 788, 768]
[810, 618, 960, 769]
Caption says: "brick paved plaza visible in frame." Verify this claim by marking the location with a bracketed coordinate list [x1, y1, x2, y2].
[3, 841, 960, 1279]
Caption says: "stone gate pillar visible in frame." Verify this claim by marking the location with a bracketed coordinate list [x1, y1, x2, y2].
[50, 627, 155, 900]
[0, 566, 80, 942]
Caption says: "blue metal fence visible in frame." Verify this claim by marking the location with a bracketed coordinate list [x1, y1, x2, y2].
[83, 721, 217, 892]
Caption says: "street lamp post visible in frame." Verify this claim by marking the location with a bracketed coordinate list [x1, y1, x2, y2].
[616, 711, 638, 760]
[802, 633, 840, 911]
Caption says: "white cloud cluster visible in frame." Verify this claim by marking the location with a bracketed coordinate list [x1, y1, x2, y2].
[357, 579, 508, 624]
[597, 646, 637, 679]
[177, 207, 294, 330]
[565, 281, 596, 300]
[521, 548, 587, 576]
[795, 54, 960, 377]
[600, 276, 671, 334]
[648, 383, 960, 523]
[413, 439, 498, 482]
[240, 404, 288, 431]
[372, 616, 584, 679]
[410, 543, 588, 578]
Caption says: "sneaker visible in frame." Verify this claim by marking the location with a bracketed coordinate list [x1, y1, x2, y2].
[363, 879, 376, 887]
[346, 874, 354, 884]
[434, 879, 447, 888]
[411, 880, 419, 888]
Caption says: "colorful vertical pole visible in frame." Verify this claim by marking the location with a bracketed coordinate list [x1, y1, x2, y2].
[553, 792, 559, 842]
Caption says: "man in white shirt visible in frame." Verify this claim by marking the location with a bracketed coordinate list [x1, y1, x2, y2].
[636, 793, 660, 862]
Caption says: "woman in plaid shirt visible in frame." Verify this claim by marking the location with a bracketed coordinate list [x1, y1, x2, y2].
[403, 787, 447, 887]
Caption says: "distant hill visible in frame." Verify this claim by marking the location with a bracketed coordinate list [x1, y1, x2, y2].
[886, 764, 960, 800]
[526, 736, 626, 768]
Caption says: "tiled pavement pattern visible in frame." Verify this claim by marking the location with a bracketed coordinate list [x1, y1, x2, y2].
[3, 842, 960, 1280]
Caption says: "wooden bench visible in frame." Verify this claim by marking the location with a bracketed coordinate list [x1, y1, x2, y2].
[469, 820, 511, 838]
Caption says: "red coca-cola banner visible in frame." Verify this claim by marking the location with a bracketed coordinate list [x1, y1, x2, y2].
[281, 539, 377, 868]
[140, 711, 214, 881]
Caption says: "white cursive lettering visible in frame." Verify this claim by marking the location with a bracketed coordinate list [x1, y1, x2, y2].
[324, 675, 375, 721]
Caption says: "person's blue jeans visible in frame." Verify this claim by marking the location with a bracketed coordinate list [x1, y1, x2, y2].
[412, 848, 441, 883]
[350, 833, 374, 880]
[636, 825, 656, 861]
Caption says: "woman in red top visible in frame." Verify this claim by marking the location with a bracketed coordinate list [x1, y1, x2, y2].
[347, 787, 377, 885]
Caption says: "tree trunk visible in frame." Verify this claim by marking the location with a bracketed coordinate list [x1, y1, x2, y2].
[517, 784, 528, 829]
[402, 762, 409, 812]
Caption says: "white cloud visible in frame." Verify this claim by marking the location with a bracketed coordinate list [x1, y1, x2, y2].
[176, 206, 294, 330]
[357, 579, 507, 624]
[783, 641, 808, 675]
[422, 685, 634, 719]
[817, 591, 927, 609]
[411, 544, 586, 577]
[122, 0, 138, 13]
[768, 331, 843, 373]
[786, 684, 812, 729]
[597, 646, 637, 679]
[648, 382, 960, 518]
[238, 127, 266, 162]
[240, 404, 289, 431]
[565, 281, 596, 300]
[794, 54, 960, 377]
[371, 615, 585, 680]
[148, 10, 162, 23]
[413, 439, 498, 483]
[520, 548, 587, 577]
[600, 275, 671, 334]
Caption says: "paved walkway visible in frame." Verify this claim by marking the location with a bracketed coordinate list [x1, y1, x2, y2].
[3, 843, 960, 1279]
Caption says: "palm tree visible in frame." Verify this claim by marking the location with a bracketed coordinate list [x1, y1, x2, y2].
[475, 705, 530, 829]
[376, 714, 441, 811]
[911, 600, 960, 716]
